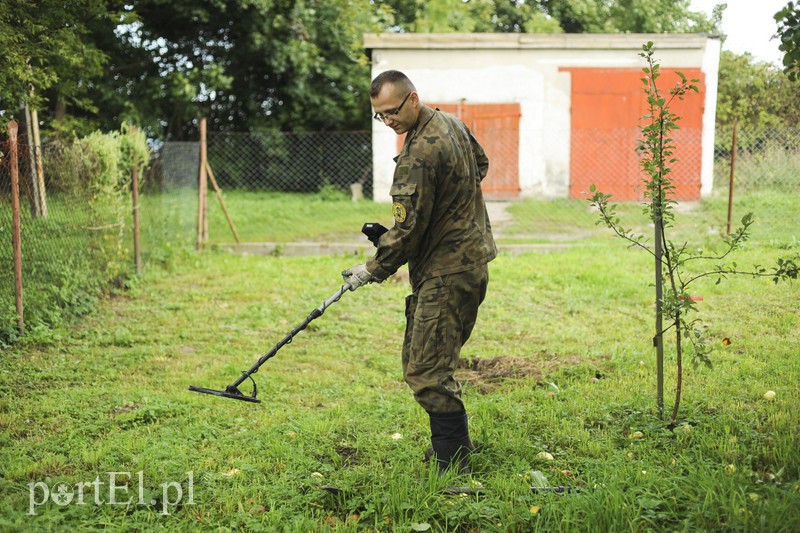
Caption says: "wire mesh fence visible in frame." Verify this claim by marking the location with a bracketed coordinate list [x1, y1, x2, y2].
[143, 141, 201, 248]
[0, 125, 156, 344]
[151, 126, 799, 246]
[2, 123, 799, 344]
[1, 133, 96, 343]
[209, 131, 373, 195]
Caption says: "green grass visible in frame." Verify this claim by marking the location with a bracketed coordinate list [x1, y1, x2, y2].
[203, 190, 389, 243]
[501, 191, 799, 246]
[192, 188, 800, 247]
[1, 242, 799, 531]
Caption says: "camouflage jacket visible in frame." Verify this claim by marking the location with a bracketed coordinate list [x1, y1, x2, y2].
[366, 105, 497, 289]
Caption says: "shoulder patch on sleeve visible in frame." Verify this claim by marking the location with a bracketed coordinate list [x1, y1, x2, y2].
[392, 202, 407, 223]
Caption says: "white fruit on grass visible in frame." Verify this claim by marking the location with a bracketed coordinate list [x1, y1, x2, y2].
[763, 390, 776, 400]
[537, 451, 554, 461]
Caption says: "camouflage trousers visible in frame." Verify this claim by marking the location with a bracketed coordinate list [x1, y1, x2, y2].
[402, 263, 489, 414]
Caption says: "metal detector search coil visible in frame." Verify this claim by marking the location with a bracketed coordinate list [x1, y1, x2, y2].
[188, 385, 260, 403]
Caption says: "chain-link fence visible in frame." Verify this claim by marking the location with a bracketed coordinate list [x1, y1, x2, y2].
[151, 126, 799, 247]
[147, 131, 386, 244]
[3, 124, 798, 344]
[142, 141, 201, 249]
[0, 125, 157, 345]
[1, 132, 95, 343]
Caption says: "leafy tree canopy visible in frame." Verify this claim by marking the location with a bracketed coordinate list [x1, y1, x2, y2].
[0, 0, 110, 130]
[716, 50, 800, 133]
[5, 0, 796, 140]
[86, 0, 390, 139]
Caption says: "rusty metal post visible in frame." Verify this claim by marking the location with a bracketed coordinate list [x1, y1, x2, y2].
[9, 120, 25, 335]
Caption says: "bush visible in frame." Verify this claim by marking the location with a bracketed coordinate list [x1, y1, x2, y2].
[0, 125, 150, 345]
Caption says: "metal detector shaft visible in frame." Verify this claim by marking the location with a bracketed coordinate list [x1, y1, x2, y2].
[228, 284, 351, 390]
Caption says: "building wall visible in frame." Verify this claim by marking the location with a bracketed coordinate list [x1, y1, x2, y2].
[365, 33, 721, 202]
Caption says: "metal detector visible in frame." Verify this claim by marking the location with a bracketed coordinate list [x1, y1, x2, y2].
[189, 222, 389, 404]
[189, 283, 351, 403]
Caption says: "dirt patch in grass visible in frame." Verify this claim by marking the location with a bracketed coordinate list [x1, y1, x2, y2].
[335, 445, 360, 467]
[111, 403, 142, 415]
[457, 354, 596, 393]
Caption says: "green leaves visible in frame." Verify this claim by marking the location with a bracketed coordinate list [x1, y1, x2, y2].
[0, 0, 107, 115]
[775, 1, 800, 81]
[773, 256, 800, 283]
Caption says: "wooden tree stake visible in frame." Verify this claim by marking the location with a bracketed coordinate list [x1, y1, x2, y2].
[197, 118, 208, 249]
[205, 161, 241, 243]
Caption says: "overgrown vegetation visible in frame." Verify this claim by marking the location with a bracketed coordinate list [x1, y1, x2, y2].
[0, 126, 150, 346]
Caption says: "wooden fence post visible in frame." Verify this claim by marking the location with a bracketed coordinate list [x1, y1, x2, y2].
[726, 119, 738, 235]
[131, 126, 141, 274]
[31, 108, 48, 218]
[9, 120, 25, 336]
[205, 160, 241, 243]
[23, 105, 41, 217]
[197, 118, 208, 249]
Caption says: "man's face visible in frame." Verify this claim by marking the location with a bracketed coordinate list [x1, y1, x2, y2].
[371, 84, 417, 135]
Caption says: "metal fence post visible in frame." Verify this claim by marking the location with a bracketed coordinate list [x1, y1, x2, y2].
[131, 126, 141, 274]
[9, 120, 25, 335]
[197, 118, 208, 249]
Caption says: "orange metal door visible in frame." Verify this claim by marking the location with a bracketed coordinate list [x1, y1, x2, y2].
[397, 102, 521, 199]
[563, 68, 705, 201]
[466, 104, 521, 199]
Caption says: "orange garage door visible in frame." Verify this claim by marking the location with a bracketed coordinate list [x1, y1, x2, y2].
[397, 102, 521, 199]
[562, 67, 705, 201]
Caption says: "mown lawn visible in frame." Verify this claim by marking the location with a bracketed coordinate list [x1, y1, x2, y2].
[1, 242, 799, 531]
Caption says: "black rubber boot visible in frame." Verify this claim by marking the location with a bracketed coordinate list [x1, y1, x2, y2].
[428, 410, 474, 475]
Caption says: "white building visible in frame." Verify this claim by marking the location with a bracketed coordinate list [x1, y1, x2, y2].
[365, 33, 721, 202]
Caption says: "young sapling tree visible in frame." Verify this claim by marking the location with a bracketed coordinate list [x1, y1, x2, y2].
[589, 42, 799, 424]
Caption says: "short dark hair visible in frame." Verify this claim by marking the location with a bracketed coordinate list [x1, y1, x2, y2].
[370, 70, 416, 98]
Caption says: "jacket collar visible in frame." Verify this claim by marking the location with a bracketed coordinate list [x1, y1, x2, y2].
[402, 105, 436, 154]
[410, 104, 436, 137]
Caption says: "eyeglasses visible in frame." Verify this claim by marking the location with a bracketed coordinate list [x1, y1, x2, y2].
[373, 92, 411, 123]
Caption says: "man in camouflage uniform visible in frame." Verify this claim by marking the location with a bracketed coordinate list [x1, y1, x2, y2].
[342, 70, 496, 474]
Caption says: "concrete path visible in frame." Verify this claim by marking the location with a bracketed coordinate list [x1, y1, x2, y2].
[220, 201, 573, 256]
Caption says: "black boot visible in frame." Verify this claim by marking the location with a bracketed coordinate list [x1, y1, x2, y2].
[428, 410, 474, 475]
